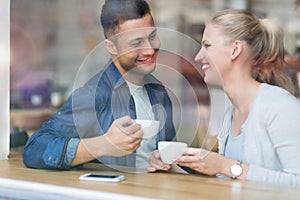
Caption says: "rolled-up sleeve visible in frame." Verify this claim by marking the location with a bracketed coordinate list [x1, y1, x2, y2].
[63, 138, 80, 166]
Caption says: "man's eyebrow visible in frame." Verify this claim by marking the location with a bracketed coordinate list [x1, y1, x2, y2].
[150, 29, 157, 35]
[128, 29, 157, 43]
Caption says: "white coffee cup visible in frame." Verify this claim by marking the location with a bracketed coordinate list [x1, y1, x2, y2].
[134, 119, 160, 140]
[158, 141, 187, 164]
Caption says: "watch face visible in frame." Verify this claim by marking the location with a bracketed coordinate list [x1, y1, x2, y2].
[231, 164, 243, 176]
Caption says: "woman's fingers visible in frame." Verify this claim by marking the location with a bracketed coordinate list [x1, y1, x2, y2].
[175, 155, 200, 163]
[183, 148, 210, 158]
[147, 150, 171, 172]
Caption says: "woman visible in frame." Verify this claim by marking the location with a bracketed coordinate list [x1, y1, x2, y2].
[176, 9, 300, 185]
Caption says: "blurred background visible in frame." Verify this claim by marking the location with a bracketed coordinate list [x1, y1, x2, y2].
[9, 0, 300, 149]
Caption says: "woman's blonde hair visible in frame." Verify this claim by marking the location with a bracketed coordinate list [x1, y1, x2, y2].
[209, 9, 294, 94]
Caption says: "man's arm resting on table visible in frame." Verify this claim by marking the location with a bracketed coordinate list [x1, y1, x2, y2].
[70, 117, 143, 167]
[69, 136, 112, 167]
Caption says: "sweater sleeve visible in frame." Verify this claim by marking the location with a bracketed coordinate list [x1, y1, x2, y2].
[247, 90, 300, 185]
[247, 164, 300, 185]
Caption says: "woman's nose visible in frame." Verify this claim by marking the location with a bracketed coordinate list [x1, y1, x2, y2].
[194, 48, 204, 62]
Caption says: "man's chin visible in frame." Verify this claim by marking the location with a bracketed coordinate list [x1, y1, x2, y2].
[138, 63, 156, 74]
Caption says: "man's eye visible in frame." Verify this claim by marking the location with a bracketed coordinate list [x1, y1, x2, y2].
[132, 40, 143, 47]
[149, 33, 157, 41]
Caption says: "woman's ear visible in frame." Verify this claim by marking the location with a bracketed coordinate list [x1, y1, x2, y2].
[105, 39, 118, 56]
[231, 40, 243, 60]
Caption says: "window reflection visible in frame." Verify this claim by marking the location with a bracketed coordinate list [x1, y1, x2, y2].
[9, 0, 300, 140]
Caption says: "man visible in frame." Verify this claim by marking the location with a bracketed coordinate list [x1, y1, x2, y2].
[22, 0, 175, 172]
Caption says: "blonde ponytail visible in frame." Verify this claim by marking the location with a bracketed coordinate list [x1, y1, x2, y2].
[254, 19, 294, 95]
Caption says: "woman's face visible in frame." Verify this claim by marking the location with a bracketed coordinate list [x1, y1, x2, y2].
[195, 23, 233, 87]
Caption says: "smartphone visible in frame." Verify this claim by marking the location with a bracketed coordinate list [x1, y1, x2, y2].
[79, 173, 125, 182]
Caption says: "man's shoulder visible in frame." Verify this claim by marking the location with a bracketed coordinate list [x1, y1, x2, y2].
[84, 64, 115, 89]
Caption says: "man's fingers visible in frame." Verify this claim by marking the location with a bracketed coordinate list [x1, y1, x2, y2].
[114, 117, 143, 136]
[130, 129, 144, 139]
[122, 122, 142, 136]
[114, 116, 133, 127]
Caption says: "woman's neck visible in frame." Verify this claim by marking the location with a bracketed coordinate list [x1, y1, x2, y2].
[225, 77, 261, 112]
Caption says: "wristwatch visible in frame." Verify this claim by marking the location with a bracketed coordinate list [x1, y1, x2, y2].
[230, 160, 243, 179]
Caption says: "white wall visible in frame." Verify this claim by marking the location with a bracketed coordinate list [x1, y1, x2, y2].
[0, 0, 10, 159]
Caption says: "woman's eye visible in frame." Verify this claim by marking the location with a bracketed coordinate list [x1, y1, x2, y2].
[204, 44, 211, 48]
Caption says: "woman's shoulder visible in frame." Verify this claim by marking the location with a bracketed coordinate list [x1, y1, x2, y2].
[259, 83, 297, 102]
[257, 83, 300, 112]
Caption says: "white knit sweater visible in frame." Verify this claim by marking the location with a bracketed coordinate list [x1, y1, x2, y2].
[218, 83, 300, 185]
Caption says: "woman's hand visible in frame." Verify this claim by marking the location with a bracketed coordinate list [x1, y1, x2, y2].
[147, 150, 171, 172]
[175, 147, 227, 176]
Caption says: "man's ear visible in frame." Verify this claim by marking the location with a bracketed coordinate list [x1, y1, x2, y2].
[105, 39, 118, 56]
[230, 40, 243, 60]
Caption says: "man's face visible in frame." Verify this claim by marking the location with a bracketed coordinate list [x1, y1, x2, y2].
[111, 14, 161, 79]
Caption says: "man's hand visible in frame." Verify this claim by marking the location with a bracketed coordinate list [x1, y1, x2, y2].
[103, 116, 143, 156]
[71, 116, 143, 166]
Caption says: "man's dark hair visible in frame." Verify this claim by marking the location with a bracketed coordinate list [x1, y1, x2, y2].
[100, 0, 152, 38]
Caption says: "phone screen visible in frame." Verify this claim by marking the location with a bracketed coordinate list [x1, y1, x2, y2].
[85, 174, 120, 179]
[79, 173, 125, 182]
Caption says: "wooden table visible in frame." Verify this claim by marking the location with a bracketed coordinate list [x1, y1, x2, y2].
[0, 149, 299, 200]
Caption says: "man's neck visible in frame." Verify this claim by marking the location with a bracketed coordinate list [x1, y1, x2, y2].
[113, 61, 144, 85]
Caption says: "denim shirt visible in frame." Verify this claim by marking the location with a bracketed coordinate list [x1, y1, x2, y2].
[22, 61, 176, 169]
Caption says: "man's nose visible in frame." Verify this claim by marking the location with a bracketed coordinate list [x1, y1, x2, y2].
[141, 40, 156, 55]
